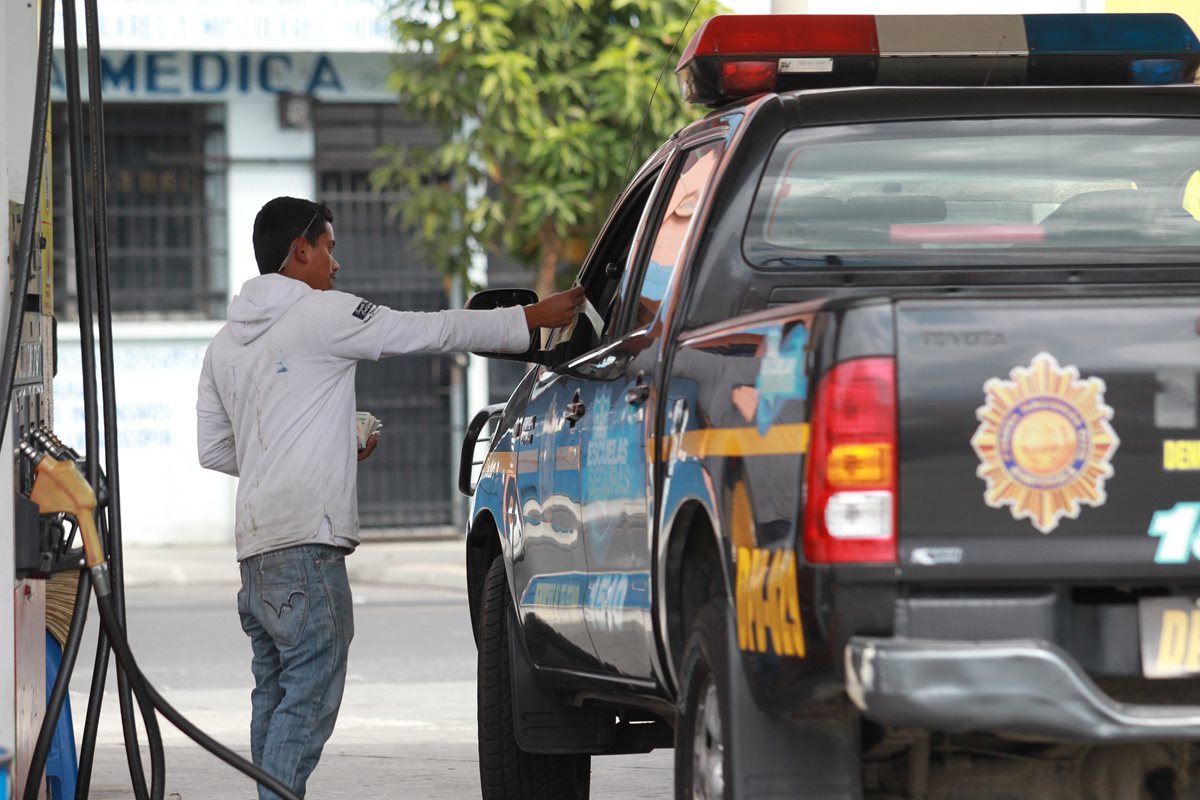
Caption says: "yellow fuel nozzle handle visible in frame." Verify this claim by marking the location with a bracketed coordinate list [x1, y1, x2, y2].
[26, 450, 104, 569]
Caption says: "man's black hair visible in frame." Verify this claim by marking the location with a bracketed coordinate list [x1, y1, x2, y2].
[252, 197, 335, 275]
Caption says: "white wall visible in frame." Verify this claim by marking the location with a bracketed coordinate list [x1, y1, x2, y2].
[53, 323, 234, 545]
[226, 97, 316, 291]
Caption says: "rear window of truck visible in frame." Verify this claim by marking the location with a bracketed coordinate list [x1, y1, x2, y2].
[743, 117, 1200, 269]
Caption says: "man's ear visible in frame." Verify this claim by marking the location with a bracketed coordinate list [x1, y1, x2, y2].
[292, 237, 309, 263]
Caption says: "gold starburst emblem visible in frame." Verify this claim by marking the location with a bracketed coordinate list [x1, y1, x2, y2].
[971, 352, 1119, 534]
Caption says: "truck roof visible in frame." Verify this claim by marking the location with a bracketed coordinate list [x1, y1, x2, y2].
[692, 83, 1200, 135]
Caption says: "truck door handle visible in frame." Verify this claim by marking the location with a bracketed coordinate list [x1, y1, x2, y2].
[564, 394, 586, 425]
[626, 372, 650, 405]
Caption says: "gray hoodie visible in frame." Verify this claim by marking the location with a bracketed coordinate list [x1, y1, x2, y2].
[197, 274, 529, 560]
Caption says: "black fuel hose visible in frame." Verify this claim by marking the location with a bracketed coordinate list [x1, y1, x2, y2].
[72, 516, 165, 800]
[91, 585, 306, 800]
[84, 0, 145, 785]
[57, 0, 161, 795]
[74, 624, 115, 799]
[23, 570, 91, 800]
[20, 532, 165, 800]
[23, 0, 161, 796]
[78, 0, 151, 786]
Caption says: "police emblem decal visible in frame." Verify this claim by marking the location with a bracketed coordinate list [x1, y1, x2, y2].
[971, 352, 1120, 534]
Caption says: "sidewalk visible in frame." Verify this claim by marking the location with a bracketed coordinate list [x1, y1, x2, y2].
[80, 535, 678, 800]
[119, 538, 468, 592]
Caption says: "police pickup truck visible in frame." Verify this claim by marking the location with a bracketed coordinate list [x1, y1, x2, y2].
[459, 13, 1200, 800]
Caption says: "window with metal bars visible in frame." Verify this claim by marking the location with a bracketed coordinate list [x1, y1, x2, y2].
[315, 102, 460, 531]
[51, 103, 227, 320]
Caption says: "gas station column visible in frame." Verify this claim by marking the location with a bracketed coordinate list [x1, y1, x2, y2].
[2, 0, 41, 763]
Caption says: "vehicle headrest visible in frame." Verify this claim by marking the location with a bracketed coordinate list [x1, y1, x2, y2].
[1043, 189, 1139, 223]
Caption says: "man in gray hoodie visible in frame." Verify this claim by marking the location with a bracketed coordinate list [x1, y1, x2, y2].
[197, 196, 581, 799]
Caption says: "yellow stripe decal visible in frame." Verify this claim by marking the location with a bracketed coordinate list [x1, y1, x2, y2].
[679, 423, 809, 459]
[481, 452, 516, 477]
[504, 423, 810, 475]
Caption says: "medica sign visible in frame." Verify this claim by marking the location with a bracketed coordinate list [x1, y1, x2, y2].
[48, 51, 395, 101]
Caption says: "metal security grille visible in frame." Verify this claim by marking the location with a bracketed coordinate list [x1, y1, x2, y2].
[52, 103, 227, 319]
[315, 103, 457, 532]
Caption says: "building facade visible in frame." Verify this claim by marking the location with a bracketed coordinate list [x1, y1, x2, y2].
[50, 0, 502, 544]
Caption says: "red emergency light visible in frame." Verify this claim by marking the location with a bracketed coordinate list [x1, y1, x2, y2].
[677, 15, 879, 105]
[676, 13, 1200, 107]
[678, 14, 879, 60]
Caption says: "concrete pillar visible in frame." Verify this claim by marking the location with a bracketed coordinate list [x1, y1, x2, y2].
[0, 0, 14, 762]
[225, 96, 315, 297]
[3, 0, 50, 793]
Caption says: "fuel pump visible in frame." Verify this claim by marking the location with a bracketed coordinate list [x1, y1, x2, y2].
[3, 0, 306, 797]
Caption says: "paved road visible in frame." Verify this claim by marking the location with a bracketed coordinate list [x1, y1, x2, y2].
[61, 541, 674, 799]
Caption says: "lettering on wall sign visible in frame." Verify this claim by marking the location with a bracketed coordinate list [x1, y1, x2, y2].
[735, 546, 805, 658]
[50, 52, 359, 100]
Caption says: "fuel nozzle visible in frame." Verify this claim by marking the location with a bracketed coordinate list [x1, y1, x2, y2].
[20, 437, 107, 582]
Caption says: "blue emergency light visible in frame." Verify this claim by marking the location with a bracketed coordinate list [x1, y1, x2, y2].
[676, 13, 1200, 107]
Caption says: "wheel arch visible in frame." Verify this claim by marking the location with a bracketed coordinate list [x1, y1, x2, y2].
[660, 499, 729, 693]
[466, 509, 502, 647]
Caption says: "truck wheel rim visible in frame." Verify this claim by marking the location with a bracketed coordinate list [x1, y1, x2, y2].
[691, 678, 724, 799]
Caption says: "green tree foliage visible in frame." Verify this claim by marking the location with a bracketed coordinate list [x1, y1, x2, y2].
[372, 0, 725, 296]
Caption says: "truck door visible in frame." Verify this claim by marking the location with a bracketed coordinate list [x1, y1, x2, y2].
[568, 138, 727, 680]
[511, 164, 666, 673]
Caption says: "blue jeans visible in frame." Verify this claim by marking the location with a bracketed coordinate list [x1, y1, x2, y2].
[238, 544, 354, 799]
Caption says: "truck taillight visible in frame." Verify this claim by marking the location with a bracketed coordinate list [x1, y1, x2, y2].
[804, 357, 897, 564]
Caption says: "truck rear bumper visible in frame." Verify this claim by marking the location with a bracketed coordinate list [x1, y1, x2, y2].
[844, 636, 1200, 742]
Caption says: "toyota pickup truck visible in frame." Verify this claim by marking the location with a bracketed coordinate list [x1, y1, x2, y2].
[459, 13, 1200, 800]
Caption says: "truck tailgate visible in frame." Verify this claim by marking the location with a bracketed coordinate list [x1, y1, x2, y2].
[896, 297, 1200, 581]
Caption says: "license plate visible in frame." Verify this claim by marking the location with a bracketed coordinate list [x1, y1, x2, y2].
[1139, 597, 1200, 678]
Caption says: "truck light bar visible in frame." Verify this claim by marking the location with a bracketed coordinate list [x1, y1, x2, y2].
[676, 13, 1200, 107]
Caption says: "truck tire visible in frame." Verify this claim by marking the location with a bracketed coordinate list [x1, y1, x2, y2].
[478, 556, 591, 800]
[677, 603, 865, 799]
[675, 603, 732, 800]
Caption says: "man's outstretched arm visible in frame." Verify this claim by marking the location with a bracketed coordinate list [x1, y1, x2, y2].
[327, 288, 586, 361]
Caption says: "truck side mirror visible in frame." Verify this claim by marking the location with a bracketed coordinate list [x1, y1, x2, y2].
[464, 288, 545, 363]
